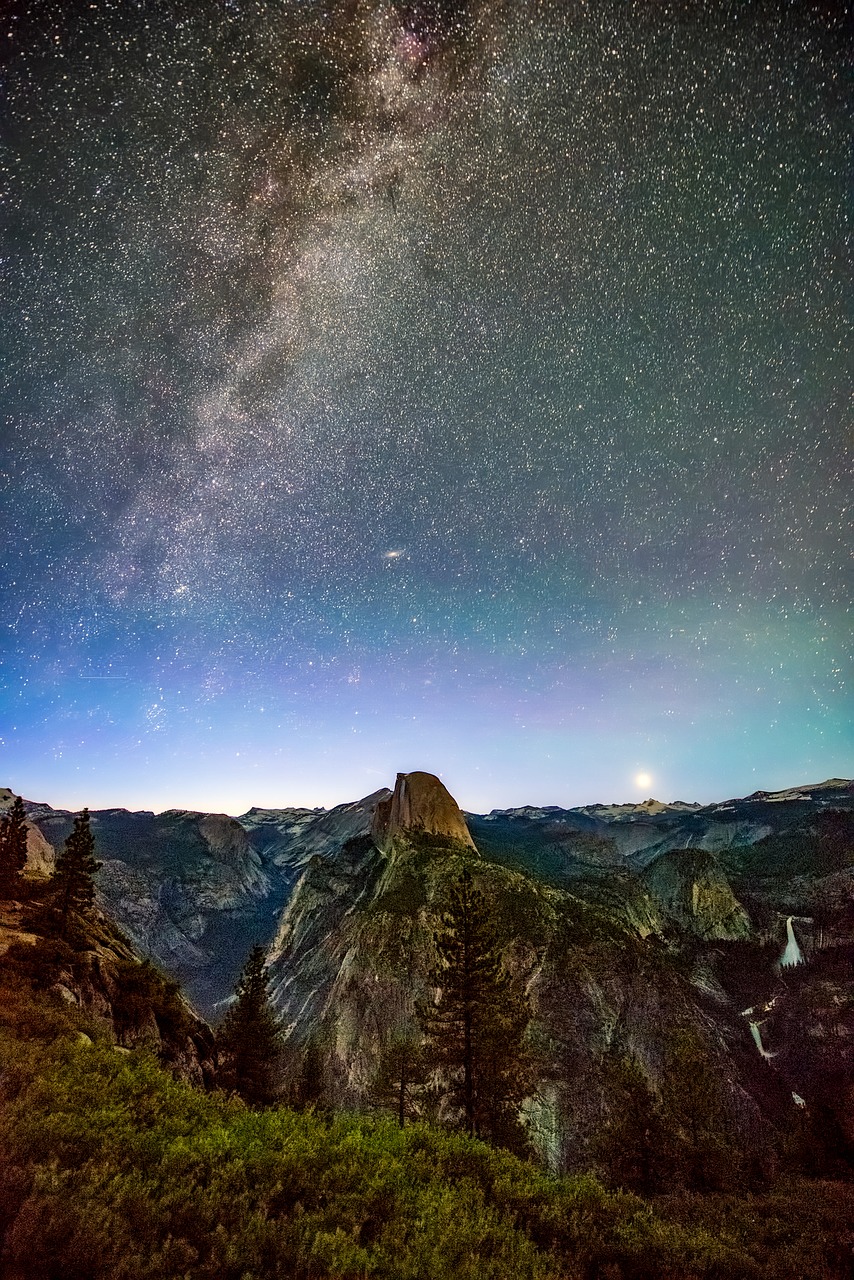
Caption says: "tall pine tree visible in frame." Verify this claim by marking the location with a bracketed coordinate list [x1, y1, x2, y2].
[217, 944, 283, 1107]
[0, 795, 29, 895]
[53, 808, 101, 938]
[592, 1049, 667, 1195]
[420, 867, 534, 1148]
[371, 1032, 430, 1127]
[660, 1029, 740, 1191]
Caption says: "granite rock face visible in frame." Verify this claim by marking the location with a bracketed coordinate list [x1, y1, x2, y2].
[372, 771, 476, 854]
[640, 847, 752, 941]
[0, 895, 215, 1086]
[7, 773, 851, 1158]
[264, 797, 763, 1171]
[264, 775, 854, 1171]
[19, 803, 281, 1016]
[15, 790, 393, 1017]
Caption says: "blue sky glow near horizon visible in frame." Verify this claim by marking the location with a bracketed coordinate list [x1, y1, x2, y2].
[1, 0, 850, 817]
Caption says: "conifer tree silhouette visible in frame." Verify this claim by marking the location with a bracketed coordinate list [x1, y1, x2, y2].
[54, 808, 101, 937]
[420, 867, 533, 1147]
[0, 795, 29, 895]
[218, 944, 283, 1107]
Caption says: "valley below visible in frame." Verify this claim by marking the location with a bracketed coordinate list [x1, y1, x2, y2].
[1, 772, 852, 1278]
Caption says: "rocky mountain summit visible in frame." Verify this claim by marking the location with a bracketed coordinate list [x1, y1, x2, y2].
[372, 771, 476, 853]
[5, 773, 851, 1169]
[262, 772, 853, 1170]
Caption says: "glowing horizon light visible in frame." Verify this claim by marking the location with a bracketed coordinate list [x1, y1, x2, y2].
[635, 772, 653, 790]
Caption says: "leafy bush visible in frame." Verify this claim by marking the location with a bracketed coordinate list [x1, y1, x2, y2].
[110, 958, 193, 1044]
[1, 1017, 852, 1280]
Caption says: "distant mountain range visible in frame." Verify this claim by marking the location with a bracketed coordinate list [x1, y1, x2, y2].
[2, 776, 851, 1003]
[2, 772, 851, 1174]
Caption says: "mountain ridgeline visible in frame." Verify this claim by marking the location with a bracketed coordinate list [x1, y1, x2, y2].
[3, 774, 853, 1181]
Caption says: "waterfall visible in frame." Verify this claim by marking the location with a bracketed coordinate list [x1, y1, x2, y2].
[780, 916, 804, 968]
[749, 1020, 774, 1060]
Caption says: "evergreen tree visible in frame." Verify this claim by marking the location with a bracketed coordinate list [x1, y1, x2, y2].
[371, 1032, 429, 1127]
[289, 1035, 327, 1111]
[660, 1029, 740, 1191]
[592, 1049, 666, 1195]
[0, 796, 29, 895]
[419, 867, 534, 1148]
[217, 944, 283, 1107]
[53, 808, 101, 938]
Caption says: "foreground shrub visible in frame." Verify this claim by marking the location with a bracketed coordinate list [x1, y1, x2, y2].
[1, 1025, 852, 1279]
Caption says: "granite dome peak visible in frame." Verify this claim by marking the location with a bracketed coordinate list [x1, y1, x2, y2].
[371, 771, 477, 854]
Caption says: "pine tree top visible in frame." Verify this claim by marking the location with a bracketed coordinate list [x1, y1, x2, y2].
[0, 794, 29, 888]
[217, 943, 283, 1108]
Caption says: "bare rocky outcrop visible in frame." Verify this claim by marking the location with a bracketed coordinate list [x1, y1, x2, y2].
[264, 774, 783, 1172]
[641, 848, 752, 941]
[11, 803, 290, 1017]
[371, 771, 477, 854]
[5, 772, 851, 1155]
[12, 789, 399, 1017]
[0, 896, 216, 1087]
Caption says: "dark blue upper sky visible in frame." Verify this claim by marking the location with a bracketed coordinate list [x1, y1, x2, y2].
[1, 0, 850, 813]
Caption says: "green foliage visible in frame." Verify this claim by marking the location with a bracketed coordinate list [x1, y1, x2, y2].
[0, 974, 85, 1048]
[5, 935, 81, 991]
[370, 1032, 430, 1126]
[373, 866, 427, 914]
[593, 1050, 668, 1195]
[217, 944, 283, 1107]
[51, 808, 101, 939]
[286, 1035, 328, 1112]
[727, 811, 854, 882]
[0, 907, 207, 1082]
[469, 815, 619, 886]
[0, 795, 29, 893]
[368, 839, 435, 917]
[420, 867, 536, 1150]
[111, 958, 193, 1046]
[1, 1026, 852, 1279]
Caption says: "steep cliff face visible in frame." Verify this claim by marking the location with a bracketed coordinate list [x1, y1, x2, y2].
[753, 940, 854, 1149]
[372, 771, 476, 853]
[15, 790, 395, 1017]
[0, 892, 215, 1086]
[265, 774, 791, 1172]
[267, 774, 480, 1098]
[641, 848, 752, 941]
[263, 775, 854, 1171]
[17, 803, 283, 1016]
[8, 773, 850, 1152]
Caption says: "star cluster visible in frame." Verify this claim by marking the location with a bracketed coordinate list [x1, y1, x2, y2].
[1, 0, 850, 812]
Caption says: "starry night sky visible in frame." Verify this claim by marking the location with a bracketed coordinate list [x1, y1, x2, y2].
[1, 0, 850, 814]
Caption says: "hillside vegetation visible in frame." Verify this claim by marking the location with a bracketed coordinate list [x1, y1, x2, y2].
[1, 778, 852, 1278]
[0, 963, 852, 1280]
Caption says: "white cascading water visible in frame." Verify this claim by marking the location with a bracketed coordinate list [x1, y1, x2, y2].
[780, 916, 804, 968]
[748, 1020, 774, 1060]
